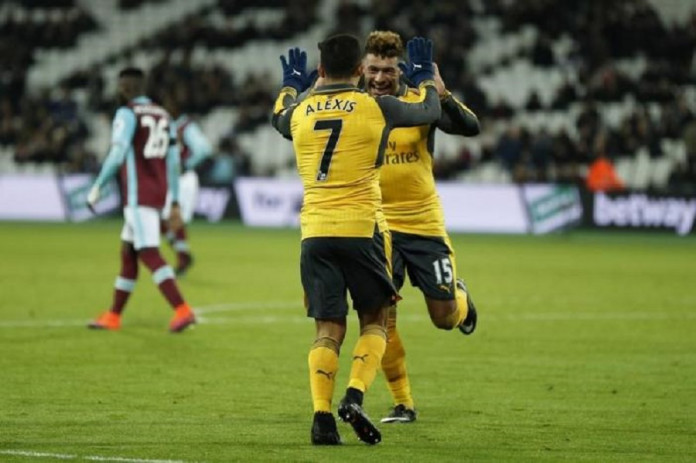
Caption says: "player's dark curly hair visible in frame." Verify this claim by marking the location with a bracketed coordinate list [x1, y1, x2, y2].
[318, 34, 362, 79]
[364, 31, 404, 58]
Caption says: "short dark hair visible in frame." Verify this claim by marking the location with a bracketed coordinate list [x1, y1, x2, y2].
[118, 67, 145, 79]
[318, 34, 362, 79]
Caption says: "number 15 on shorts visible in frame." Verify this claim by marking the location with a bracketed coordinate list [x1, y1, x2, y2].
[433, 257, 453, 285]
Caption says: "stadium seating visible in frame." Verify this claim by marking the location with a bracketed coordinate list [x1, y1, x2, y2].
[28, 0, 217, 89]
[1, 0, 694, 192]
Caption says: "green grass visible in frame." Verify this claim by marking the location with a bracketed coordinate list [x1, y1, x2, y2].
[0, 221, 695, 462]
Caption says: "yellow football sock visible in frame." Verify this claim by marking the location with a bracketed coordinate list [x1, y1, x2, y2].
[308, 337, 340, 413]
[347, 324, 387, 393]
[382, 310, 414, 409]
[454, 286, 469, 326]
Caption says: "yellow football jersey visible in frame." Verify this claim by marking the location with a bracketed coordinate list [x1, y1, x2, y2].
[380, 87, 446, 236]
[278, 85, 388, 238]
[272, 82, 442, 239]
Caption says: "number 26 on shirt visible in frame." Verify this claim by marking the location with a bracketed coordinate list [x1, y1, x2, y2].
[141, 115, 170, 159]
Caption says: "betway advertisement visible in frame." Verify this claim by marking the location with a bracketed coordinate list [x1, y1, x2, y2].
[23, 174, 696, 236]
[587, 192, 696, 235]
[234, 178, 583, 234]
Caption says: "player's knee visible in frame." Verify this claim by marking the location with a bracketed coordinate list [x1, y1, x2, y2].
[431, 316, 456, 330]
[138, 247, 167, 271]
[315, 319, 347, 345]
[138, 248, 175, 285]
[429, 302, 459, 330]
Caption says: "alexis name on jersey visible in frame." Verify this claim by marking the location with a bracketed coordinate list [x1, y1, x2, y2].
[304, 97, 357, 115]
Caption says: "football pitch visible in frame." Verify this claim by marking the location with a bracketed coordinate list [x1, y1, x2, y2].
[1, 221, 694, 463]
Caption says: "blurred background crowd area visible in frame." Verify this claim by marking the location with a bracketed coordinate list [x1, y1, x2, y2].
[1, 0, 696, 193]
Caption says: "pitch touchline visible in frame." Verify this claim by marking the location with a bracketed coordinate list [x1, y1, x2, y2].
[0, 301, 297, 328]
[0, 302, 695, 329]
[0, 449, 196, 463]
[195, 311, 696, 325]
[195, 300, 300, 314]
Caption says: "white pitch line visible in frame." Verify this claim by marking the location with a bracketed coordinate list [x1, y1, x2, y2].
[83, 455, 191, 463]
[0, 450, 74, 460]
[0, 302, 299, 329]
[1, 301, 695, 329]
[0, 319, 90, 328]
[194, 301, 299, 314]
[196, 311, 696, 325]
[0, 449, 194, 463]
[490, 311, 696, 321]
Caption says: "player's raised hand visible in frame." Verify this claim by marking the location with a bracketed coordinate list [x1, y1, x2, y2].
[398, 37, 435, 86]
[280, 47, 315, 92]
[86, 185, 100, 214]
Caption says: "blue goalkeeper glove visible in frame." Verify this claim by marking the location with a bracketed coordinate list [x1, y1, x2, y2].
[398, 37, 434, 86]
[280, 47, 315, 93]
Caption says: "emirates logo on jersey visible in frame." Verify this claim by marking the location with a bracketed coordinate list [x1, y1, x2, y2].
[384, 150, 420, 165]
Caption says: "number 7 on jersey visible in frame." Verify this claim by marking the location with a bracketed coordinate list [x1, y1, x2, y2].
[314, 119, 342, 181]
